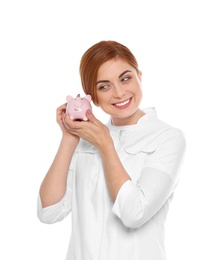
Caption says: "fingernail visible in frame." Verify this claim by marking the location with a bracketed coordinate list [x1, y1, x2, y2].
[86, 109, 92, 115]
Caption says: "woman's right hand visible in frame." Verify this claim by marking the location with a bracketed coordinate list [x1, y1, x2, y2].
[56, 103, 80, 143]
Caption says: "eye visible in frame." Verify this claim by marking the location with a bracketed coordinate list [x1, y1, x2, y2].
[121, 76, 131, 82]
[98, 84, 109, 91]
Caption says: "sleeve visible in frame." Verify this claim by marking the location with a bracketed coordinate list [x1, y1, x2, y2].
[37, 156, 75, 224]
[112, 130, 186, 228]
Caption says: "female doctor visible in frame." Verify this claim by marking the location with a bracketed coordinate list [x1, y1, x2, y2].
[37, 40, 186, 260]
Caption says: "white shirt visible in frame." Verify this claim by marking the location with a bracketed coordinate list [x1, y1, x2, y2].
[37, 108, 186, 260]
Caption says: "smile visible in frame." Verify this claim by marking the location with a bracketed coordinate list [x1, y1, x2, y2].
[112, 97, 132, 108]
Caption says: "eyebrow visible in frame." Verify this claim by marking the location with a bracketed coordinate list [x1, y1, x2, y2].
[96, 70, 132, 85]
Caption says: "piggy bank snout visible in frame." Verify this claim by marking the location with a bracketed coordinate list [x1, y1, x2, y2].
[74, 100, 83, 107]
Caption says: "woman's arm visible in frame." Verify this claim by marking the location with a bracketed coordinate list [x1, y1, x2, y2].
[39, 104, 79, 208]
[39, 136, 78, 208]
[99, 141, 131, 202]
[112, 132, 186, 228]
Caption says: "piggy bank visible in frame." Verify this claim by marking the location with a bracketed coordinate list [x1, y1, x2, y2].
[66, 94, 92, 121]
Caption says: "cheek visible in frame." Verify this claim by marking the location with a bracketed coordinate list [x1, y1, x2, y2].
[96, 93, 107, 107]
[97, 91, 111, 102]
[131, 81, 142, 94]
[133, 84, 143, 101]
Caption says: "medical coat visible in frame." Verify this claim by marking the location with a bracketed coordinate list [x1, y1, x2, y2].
[37, 107, 186, 260]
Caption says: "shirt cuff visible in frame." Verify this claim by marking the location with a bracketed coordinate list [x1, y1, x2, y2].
[37, 194, 66, 224]
[112, 180, 136, 219]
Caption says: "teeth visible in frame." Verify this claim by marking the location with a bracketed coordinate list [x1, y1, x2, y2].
[115, 99, 130, 107]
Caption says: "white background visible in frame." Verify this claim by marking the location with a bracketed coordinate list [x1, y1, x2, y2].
[0, 0, 221, 259]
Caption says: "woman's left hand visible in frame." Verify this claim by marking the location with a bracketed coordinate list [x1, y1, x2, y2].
[63, 110, 113, 150]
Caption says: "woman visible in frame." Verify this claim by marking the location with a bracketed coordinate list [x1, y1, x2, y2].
[37, 40, 186, 260]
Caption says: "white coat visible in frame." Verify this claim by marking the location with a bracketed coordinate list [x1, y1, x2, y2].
[38, 107, 186, 260]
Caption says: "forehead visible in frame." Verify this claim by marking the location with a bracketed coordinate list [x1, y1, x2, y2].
[97, 59, 135, 79]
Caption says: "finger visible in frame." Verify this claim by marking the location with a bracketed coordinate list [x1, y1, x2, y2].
[57, 103, 67, 119]
[63, 114, 84, 130]
[57, 103, 67, 113]
[85, 109, 101, 125]
[62, 113, 72, 128]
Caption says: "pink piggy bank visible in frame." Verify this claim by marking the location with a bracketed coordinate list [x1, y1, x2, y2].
[66, 94, 92, 121]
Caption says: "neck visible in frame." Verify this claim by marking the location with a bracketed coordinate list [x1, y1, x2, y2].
[111, 109, 145, 126]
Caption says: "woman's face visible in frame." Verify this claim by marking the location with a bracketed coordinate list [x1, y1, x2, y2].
[96, 58, 144, 126]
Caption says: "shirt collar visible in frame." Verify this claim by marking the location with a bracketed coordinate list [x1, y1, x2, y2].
[107, 107, 171, 154]
[107, 107, 158, 133]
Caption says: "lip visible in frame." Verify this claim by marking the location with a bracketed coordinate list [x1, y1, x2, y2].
[112, 97, 132, 109]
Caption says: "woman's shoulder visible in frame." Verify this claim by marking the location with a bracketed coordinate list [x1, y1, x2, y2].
[125, 110, 185, 154]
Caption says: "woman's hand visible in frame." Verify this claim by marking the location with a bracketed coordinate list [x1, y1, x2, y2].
[63, 109, 113, 151]
[56, 103, 80, 143]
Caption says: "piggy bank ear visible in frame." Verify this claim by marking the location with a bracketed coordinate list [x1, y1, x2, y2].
[66, 95, 73, 102]
[85, 95, 92, 102]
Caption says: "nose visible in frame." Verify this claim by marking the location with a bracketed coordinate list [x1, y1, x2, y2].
[113, 84, 126, 99]
[74, 100, 83, 107]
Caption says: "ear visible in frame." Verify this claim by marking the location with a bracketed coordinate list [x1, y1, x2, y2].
[66, 95, 73, 102]
[138, 70, 142, 82]
[85, 95, 92, 102]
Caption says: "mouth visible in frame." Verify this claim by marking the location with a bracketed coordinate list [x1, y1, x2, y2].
[112, 97, 132, 109]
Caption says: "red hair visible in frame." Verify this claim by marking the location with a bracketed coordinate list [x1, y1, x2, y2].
[79, 40, 139, 105]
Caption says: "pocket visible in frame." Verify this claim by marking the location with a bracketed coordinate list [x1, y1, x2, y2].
[124, 142, 158, 155]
